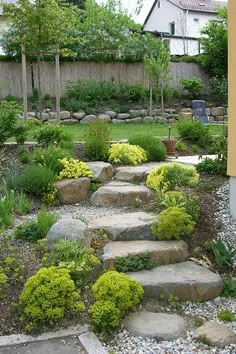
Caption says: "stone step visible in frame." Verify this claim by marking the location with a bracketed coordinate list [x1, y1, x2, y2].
[87, 212, 155, 241]
[127, 261, 223, 302]
[103, 240, 188, 269]
[123, 311, 187, 341]
[115, 163, 162, 183]
[90, 181, 154, 207]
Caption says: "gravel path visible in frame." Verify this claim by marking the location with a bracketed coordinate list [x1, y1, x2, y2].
[102, 182, 236, 354]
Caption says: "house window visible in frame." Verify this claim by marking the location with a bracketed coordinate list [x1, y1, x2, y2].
[158, 0, 161, 8]
[194, 18, 199, 24]
[170, 22, 175, 35]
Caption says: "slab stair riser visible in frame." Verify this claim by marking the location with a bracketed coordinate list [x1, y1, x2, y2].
[103, 241, 189, 269]
[127, 261, 223, 302]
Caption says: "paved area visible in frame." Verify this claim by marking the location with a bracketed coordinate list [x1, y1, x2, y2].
[0, 336, 86, 354]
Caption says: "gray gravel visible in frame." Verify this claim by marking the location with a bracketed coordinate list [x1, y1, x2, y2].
[102, 182, 236, 354]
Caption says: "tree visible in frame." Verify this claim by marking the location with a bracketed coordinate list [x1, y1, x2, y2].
[65, 0, 86, 8]
[199, 6, 227, 78]
[144, 41, 170, 119]
[3, 0, 79, 117]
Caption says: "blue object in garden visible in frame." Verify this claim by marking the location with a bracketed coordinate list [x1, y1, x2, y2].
[192, 100, 209, 124]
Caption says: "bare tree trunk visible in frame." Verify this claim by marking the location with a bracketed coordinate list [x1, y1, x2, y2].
[37, 52, 42, 120]
[55, 44, 60, 122]
[161, 80, 164, 119]
[149, 81, 153, 117]
[21, 43, 28, 121]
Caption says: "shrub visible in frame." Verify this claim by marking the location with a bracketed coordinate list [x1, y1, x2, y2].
[176, 140, 188, 152]
[4, 160, 22, 191]
[176, 120, 212, 148]
[128, 135, 166, 162]
[18, 147, 31, 164]
[0, 266, 8, 299]
[108, 143, 147, 165]
[33, 146, 74, 174]
[92, 271, 144, 316]
[51, 240, 101, 288]
[217, 309, 236, 322]
[19, 266, 85, 332]
[146, 163, 199, 192]
[151, 207, 196, 240]
[34, 124, 68, 147]
[196, 157, 227, 176]
[0, 189, 15, 229]
[14, 121, 29, 145]
[84, 121, 111, 161]
[210, 239, 236, 270]
[115, 252, 156, 272]
[14, 192, 33, 215]
[19, 165, 55, 197]
[15, 208, 58, 242]
[181, 77, 204, 98]
[221, 278, 236, 298]
[57, 158, 93, 180]
[0, 100, 22, 144]
[89, 300, 121, 332]
[159, 191, 200, 222]
[192, 144, 201, 154]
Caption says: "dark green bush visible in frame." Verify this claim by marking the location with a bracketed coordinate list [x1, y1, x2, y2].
[196, 157, 227, 176]
[115, 252, 156, 272]
[84, 121, 111, 161]
[33, 146, 74, 174]
[15, 208, 58, 242]
[181, 77, 204, 98]
[151, 207, 196, 240]
[129, 135, 166, 162]
[14, 121, 30, 145]
[0, 100, 22, 144]
[176, 119, 212, 147]
[221, 278, 236, 298]
[19, 165, 55, 197]
[33, 124, 68, 147]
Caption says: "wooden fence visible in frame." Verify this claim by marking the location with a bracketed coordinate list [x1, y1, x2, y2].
[0, 60, 209, 98]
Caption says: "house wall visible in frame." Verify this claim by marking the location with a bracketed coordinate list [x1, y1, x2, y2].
[228, 0, 236, 218]
[186, 11, 216, 38]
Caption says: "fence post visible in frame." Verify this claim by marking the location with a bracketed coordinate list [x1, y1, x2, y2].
[55, 44, 60, 121]
[21, 43, 28, 120]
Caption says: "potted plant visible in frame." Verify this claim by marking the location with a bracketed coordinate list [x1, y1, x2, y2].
[162, 124, 176, 156]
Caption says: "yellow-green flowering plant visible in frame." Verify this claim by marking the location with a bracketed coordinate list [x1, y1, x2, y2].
[57, 158, 93, 180]
[146, 163, 199, 192]
[108, 143, 147, 165]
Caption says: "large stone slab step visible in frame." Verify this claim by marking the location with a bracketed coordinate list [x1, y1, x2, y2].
[103, 240, 188, 269]
[90, 181, 154, 207]
[87, 212, 155, 241]
[127, 261, 223, 301]
[123, 311, 187, 341]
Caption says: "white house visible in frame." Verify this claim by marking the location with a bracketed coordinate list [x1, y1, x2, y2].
[143, 0, 227, 56]
[0, 0, 17, 54]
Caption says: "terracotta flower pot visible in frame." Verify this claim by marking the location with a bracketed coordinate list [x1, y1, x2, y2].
[162, 139, 177, 156]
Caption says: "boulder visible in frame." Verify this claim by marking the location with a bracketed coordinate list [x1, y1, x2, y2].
[90, 181, 154, 207]
[211, 107, 225, 117]
[124, 312, 187, 341]
[180, 111, 192, 120]
[143, 116, 155, 123]
[196, 321, 236, 348]
[73, 112, 86, 120]
[105, 110, 117, 118]
[97, 114, 112, 122]
[125, 118, 142, 124]
[128, 261, 223, 301]
[80, 115, 97, 124]
[49, 112, 57, 119]
[54, 178, 91, 205]
[103, 240, 189, 268]
[117, 113, 130, 120]
[139, 109, 148, 117]
[112, 119, 126, 124]
[46, 218, 90, 246]
[129, 110, 141, 118]
[87, 162, 113, 183]
[60, 111, 70, 120]
[27, 112, 36, 118]
[206, 108, 211, 116]
[36, 112, 50, 121]
[115, 165, 151, 183]
[165, 108, 177, 114]
[61, 119, 78, 125]
[87, 212, 155, 242]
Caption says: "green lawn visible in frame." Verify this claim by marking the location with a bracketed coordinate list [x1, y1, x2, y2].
[62, 123, 225, 142]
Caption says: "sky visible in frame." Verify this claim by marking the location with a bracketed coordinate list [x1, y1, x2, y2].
[97, 0, 227, 25]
